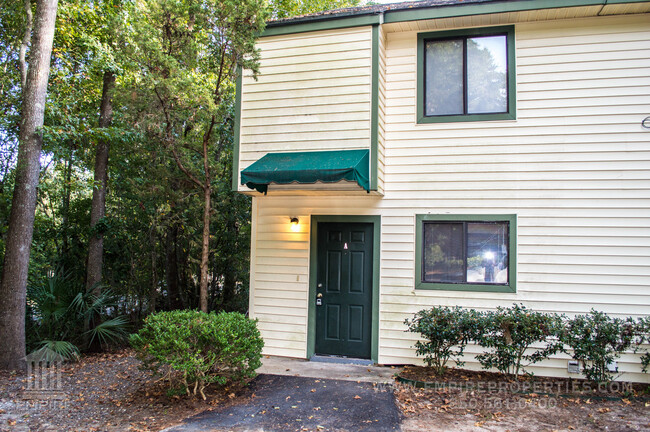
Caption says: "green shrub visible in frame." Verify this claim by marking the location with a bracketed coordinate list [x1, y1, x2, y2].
[26, 270, 128, 360]
[130, 310, 264, 399]
[562, 310, 635, 384]
[635, 316, 650, 373]
[405, 306, 482, 375]
[474, 304, 564, 376]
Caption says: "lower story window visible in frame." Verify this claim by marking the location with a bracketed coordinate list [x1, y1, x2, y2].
[415, 214, 516, 292]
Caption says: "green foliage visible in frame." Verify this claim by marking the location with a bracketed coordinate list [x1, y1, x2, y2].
[0, 0, 255, 321]
[268, 0, 361, 19]
[26, 270, 128, 360]
[405, 306, 481, 375]
[31, 341, 80, 362]
[130, 310, 264, 399]
[409, 306, 649, 381]
[475, 304, 564, 376]
[0, 0, 24, 158]
[562, 310, 636, 384]
[634, 316, 650, 373]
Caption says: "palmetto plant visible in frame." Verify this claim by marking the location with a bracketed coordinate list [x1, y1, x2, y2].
[26, 270, 128, 361]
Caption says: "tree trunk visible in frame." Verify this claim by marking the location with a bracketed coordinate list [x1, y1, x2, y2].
[0, 0, 58, 371]
[60, 150, 72, 262]
[86, 70, 115, 296]
[149, 227, 158, 314]
[178, 241, 189, 309]
[221, 207, 238, 311]
[222, 261, 236, 311]
[165, 223, 181, 309]
[199, 185, 210, 312]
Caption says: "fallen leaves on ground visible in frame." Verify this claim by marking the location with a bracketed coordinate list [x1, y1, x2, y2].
[0, 349, 249, 431]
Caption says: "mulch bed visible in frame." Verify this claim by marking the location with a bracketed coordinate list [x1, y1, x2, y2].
[396, 366, 650, 432]
[0, 349, 252, 432]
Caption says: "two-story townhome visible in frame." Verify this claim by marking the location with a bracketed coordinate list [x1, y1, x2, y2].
[233, 0, 650, 380]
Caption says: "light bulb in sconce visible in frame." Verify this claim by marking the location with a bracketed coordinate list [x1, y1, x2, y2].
[290, 217, 300, 232]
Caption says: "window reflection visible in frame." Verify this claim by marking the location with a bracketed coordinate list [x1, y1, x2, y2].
[466, 222, 508, 284]
[467, 36, 507, 114]
[425, 39, 463, 116]
[422, 221, 509, 285]
[424, 33, 508, 117]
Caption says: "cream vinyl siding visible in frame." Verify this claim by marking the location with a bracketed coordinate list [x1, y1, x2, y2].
[237, 26, 373, 192]
[248, 13, 650, 381]
[377, 25, 387, 194]
[378, 13, 650, 380]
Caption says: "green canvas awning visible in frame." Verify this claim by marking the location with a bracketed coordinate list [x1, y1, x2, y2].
[241, 149, 370, 194]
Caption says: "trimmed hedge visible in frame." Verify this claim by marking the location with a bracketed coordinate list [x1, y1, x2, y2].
[130, 310, 264, 399]
[562, 310, 635, 384]
[475, 304, 564, 376]
[405, 306, 482, 376]
[407, 304, 649, 385]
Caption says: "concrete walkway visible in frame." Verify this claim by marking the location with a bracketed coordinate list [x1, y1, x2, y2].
[257, 356, 401, 384]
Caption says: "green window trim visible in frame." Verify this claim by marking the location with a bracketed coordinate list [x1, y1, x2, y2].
[416, 25, 516, 124]
[415, 214, 517, 293]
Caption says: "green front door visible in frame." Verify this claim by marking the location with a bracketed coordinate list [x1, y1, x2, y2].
[315, 222, 373, 359]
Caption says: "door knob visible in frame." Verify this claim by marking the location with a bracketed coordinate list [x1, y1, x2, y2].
[317, 293, 323, 298]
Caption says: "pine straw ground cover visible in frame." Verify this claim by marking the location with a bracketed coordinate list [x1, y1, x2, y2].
[396, 366, 650, 432]
[0, 350, 252, 432]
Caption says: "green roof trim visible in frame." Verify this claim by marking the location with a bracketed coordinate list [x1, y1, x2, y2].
[383, 0, 627, 23]
[261, 0, 649, 36]
[263, 14, 382, 37]
[241, 149, 370, 194]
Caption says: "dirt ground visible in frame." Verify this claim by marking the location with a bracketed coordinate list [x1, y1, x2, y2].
[0, 350, 249, 432]
[1, 352, 649, 431]
[396, 366, 650, 432]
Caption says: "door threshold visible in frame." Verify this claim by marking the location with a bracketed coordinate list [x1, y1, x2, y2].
[310, 354, 373, 366]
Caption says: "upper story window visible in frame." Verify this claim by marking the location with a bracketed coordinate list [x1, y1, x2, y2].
[417, 26, 516, 123]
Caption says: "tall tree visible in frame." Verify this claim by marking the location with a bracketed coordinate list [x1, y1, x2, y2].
[85, 0, 125, 296]
[0, 1, 24, 200]
[127, 0, 266, 312]
[86, 70, 115, 295]
[0, 0, 58, 370]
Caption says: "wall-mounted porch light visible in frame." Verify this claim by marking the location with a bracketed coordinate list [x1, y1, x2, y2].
[290, 217, 300, 232]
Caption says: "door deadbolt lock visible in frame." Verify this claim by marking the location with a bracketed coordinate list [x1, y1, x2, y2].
[316, 298, 322, 306]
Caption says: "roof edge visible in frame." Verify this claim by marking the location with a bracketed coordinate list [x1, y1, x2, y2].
[264, 13, 383, 37]
[262, 0, 649, 37]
